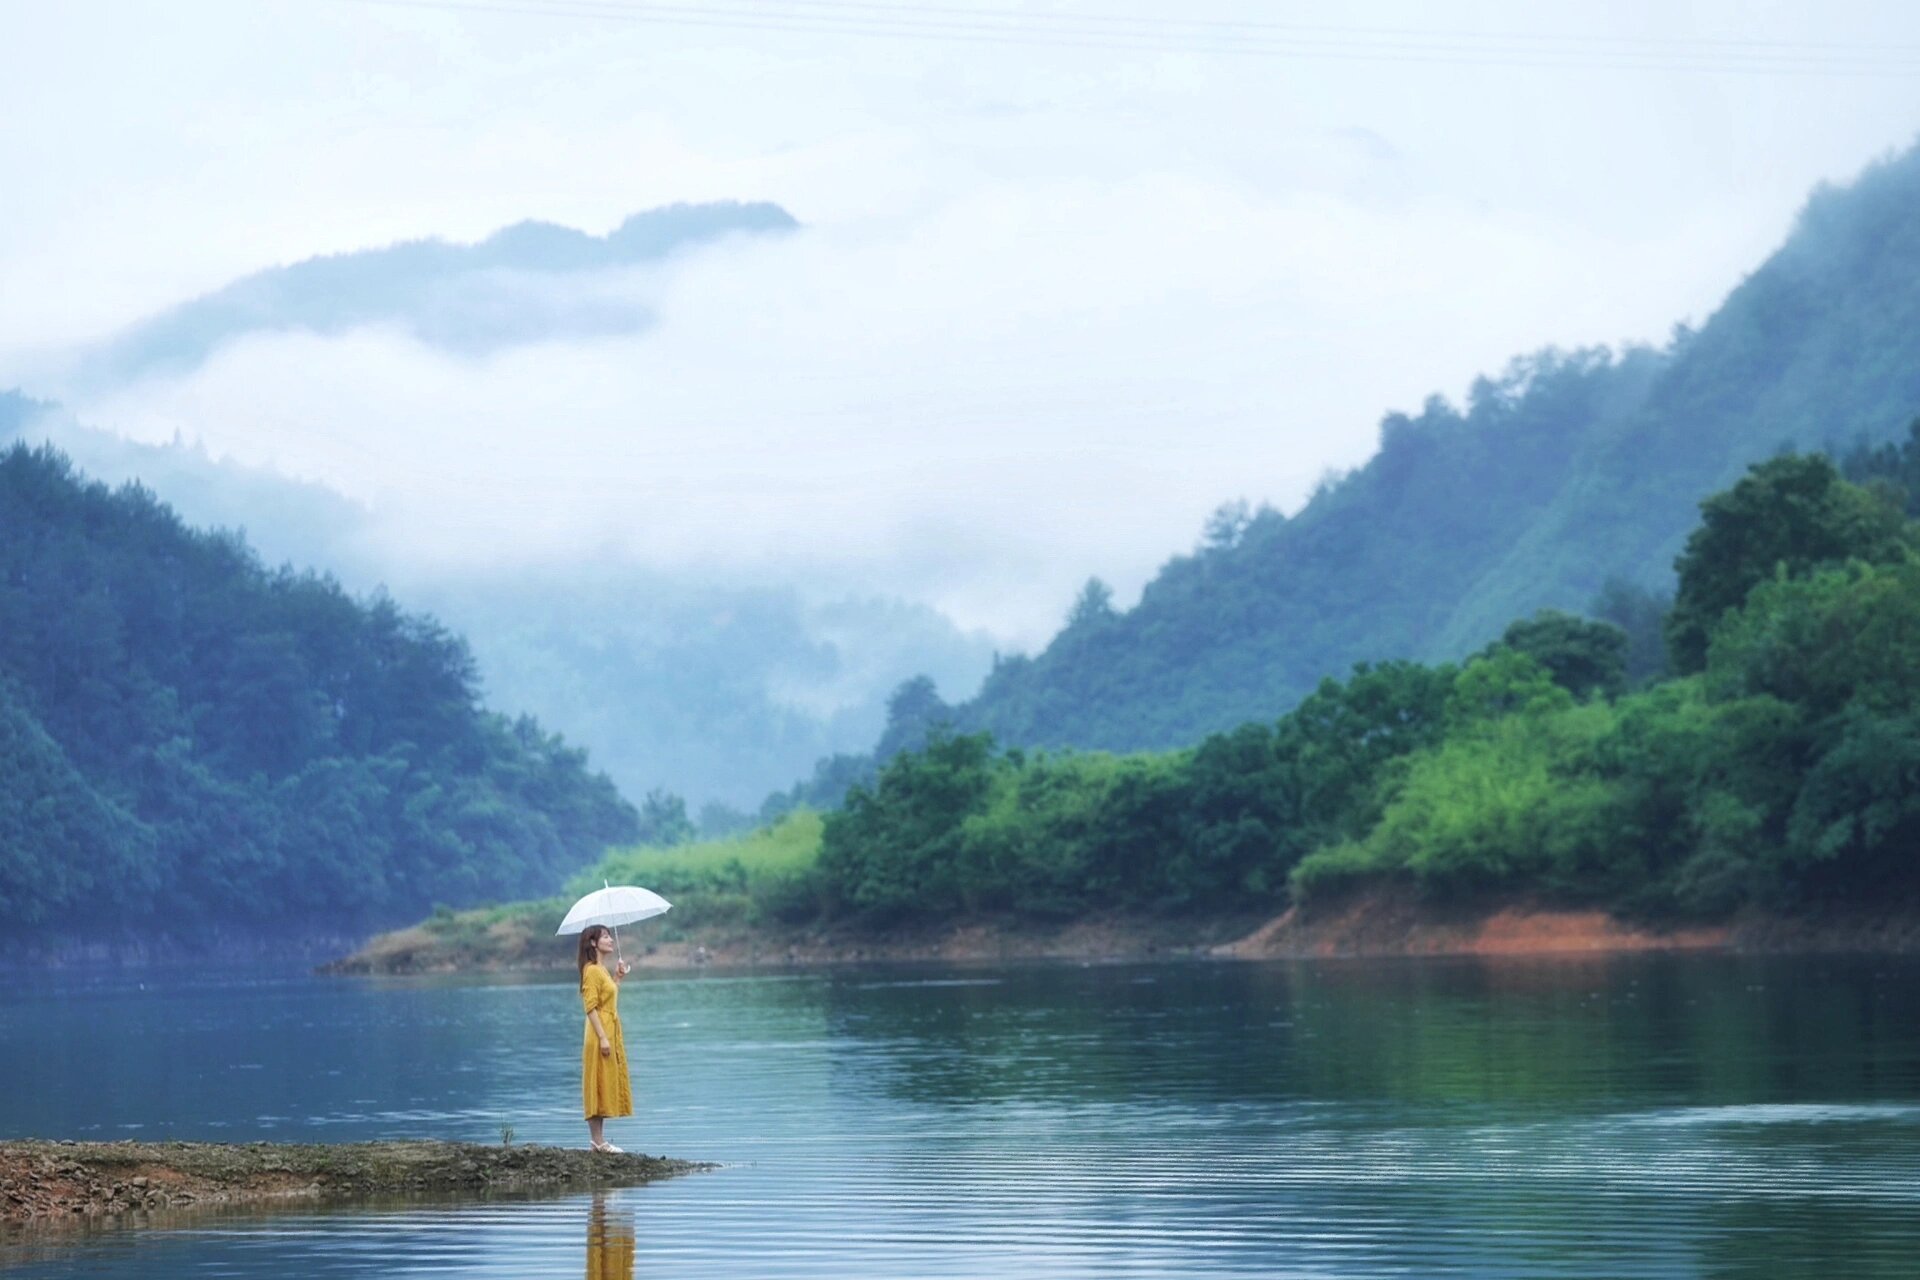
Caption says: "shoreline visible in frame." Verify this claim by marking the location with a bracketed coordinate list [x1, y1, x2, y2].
[321, 911, 1272, 976]
[0, 1140, 709, 1228]
[323, 891, 1920, 976]
[1223, 888, 1920, 960]
[1221, 891, 1730, 961]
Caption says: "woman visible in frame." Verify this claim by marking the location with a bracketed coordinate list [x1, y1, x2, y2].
[578, 925, 633, 1151]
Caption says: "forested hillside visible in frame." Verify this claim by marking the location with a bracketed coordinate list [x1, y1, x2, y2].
[817, 451, 1920, 923]
[0, 445, 638, 935]
[433, 447, 1920, 950]
[0, 395, 993, 812]
[817, 454, 1920, 924]
[952, 141, 1920, 753]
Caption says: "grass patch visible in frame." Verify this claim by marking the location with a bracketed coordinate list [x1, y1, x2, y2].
[342, 813, 829, 971]
[563, 811, 827, 936]
[411, 897, 569, 966]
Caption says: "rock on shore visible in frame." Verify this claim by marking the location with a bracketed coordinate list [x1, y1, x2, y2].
[1218, 886, 1920, 960]
[1218, 889, 1730, 959]
[0, 1139, 709, 1226]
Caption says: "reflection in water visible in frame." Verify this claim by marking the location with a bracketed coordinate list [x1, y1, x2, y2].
[818, 953, 1920, 1116]
[4, 956, 1920, 1278]
[586, 1193, 635, 1280]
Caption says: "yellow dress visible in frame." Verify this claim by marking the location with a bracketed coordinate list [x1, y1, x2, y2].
[586, 1195, 635, 1280]
[581, 962, 633, 1118]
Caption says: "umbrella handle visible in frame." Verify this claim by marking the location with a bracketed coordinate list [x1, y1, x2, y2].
[606, 882, 627, 975]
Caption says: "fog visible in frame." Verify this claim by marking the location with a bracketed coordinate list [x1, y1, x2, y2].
[6, 0, 1920, 652]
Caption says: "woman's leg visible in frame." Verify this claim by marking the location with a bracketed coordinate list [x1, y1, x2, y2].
[587, 1115, 605, 1148]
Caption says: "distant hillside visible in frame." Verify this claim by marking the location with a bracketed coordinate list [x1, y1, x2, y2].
[950, 140, 1920, 753]
[0, 443, 638, 935]
[0, 393, 993, 810]
[67, 201, 798, 386]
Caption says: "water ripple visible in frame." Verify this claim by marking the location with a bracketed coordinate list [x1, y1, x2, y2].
[6, 956, 1920, 1277]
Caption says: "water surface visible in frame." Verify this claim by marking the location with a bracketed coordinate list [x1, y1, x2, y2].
[3, 953, 1918, 1277]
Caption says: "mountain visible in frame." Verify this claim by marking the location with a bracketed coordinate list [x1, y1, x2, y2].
[65, 201, 798, 387]
[0, 394, 994, 810]
[3, 198, 997, 810]
[946, 140, 1920, 753]
[0, 443, 638, 935]
[399, 568, 992, 816]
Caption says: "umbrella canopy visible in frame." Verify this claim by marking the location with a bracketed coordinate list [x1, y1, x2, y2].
[555, 884, 672, 936]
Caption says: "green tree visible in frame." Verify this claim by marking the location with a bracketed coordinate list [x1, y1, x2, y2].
[1064, 577, 1116, 629]
[1200, 499, 1254, 550]
[1446, 650, 1572, 727]
[1666, 454, 1911, 673]
[1595, 680, 1804, 913]
[1706, 559, 1920, 896]
[636, 788, 697, 847]
[819, 731, 999, 920]
[1839, 417, 1920, 517]
[1590, 577, 1671, 687]
[872, 674, 952, 761]
[0, 680, 157, 925]
[1487, 609, 1628, 700]
[0, 443, 638, 934]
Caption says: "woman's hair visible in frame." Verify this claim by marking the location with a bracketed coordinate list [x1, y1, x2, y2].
[577, 926, 607, 983]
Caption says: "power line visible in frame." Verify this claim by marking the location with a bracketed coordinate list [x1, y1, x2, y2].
[651, 0, 1920, 59]
[338, 0, 1920, 76]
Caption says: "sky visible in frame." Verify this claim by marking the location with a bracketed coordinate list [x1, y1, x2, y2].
[4, 0, 1920, 650]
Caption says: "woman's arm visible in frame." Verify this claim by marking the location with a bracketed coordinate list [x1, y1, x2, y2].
[588, 1009, 612, 1057]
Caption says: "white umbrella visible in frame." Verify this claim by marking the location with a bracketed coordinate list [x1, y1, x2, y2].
[556, 883, 672, 967]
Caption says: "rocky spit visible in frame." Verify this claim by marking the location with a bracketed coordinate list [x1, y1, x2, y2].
[0, 1139, 709, 1227]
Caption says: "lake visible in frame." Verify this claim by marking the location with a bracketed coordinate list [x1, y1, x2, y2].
[3, 953, 1919, 1277]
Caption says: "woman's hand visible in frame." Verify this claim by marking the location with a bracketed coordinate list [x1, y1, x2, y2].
[616, 960, 631, 978]
[599, 1037, 612, 1058]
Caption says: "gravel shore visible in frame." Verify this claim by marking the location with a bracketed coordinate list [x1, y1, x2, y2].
[0, 1139, 709, 1227]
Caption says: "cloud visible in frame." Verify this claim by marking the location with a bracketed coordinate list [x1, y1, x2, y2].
[64, 163, 1756, 647]
[16, 0, 1920, 648]
[53, 203, 797, 390]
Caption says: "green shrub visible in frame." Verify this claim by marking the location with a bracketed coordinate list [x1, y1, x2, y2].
[565, 811, 825, 933]
[1290, 840, 1400, 901]
[1300, 702, 1626, 900]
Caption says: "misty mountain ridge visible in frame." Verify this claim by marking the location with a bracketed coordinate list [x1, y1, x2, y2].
[0, 392, 993, 811]
[918, 137, 1920, 756]
[66, 200, 798, 388]
[3, 189, 1001, 814]
[0, 439, 641, 934]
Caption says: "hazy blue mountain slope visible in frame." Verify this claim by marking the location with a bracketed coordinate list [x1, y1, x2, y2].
[1438, 149, 1920, 652]
[0, 443, 639, 934]
[0, 399, 992, 809]
[953, 346, 1662, 750]
[402, 570, 993, 812]
[955, 141, 1920, 753]
[69, 201, 797, 386]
